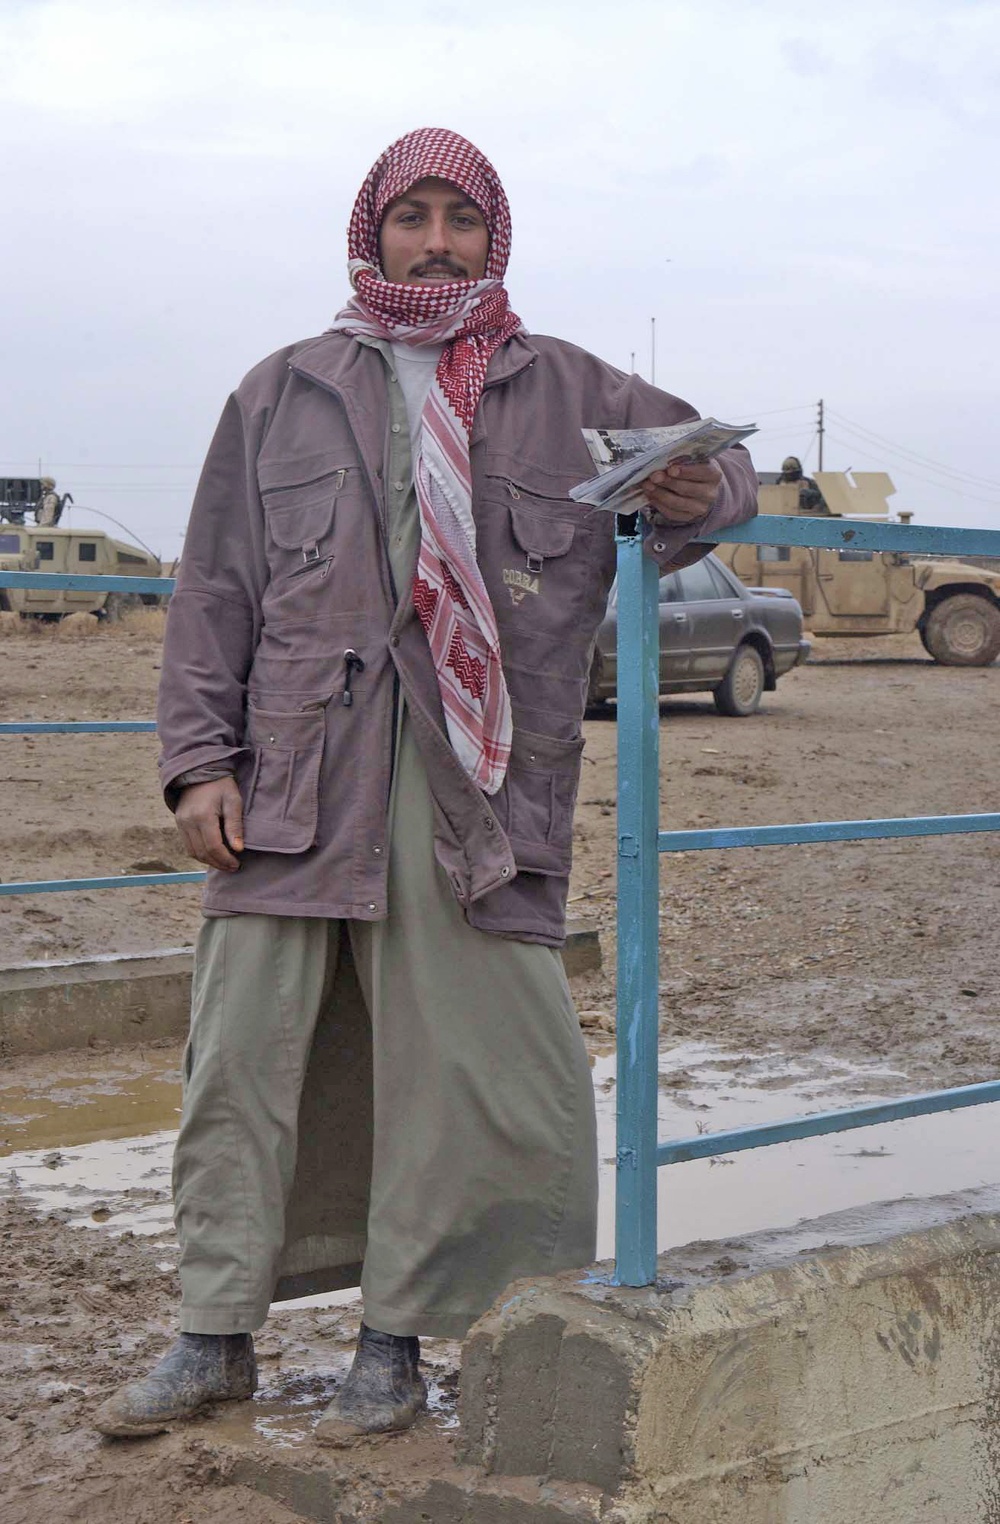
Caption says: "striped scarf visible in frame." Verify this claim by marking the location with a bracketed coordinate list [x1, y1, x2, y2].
[330, 127, 521, 795]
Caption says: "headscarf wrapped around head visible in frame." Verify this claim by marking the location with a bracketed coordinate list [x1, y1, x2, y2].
[331, 128, 521, 795]
[348, 125, 513, 287]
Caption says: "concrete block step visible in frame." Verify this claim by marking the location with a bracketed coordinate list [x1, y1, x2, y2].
[0, 918, 600, 1058]
[227, 1454, 605, 1523]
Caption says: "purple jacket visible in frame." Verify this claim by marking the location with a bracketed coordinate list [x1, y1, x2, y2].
[157, 331, 757, 944]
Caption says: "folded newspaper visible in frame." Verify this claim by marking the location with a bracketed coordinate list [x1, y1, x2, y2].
[569, 419, 757, 514]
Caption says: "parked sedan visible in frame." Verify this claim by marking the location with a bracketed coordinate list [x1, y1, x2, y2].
[588, 552, 810, 716]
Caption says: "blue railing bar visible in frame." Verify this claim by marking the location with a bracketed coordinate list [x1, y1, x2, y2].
[0, 572, 175, 594]
[613, 526, 662, 1288]
[659, 812, 1000, 854]
[0, 721, 157, 735]
[657, 1080, 1000, 1166]
[0, 871, 205, 895]
[701, 514, 1000, 558]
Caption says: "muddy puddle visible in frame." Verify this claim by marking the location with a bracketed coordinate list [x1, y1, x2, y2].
[4, 1040, 1000, 1452]
[592, 1044, 1000, 1255]
[4, 1041, 1000, 1258]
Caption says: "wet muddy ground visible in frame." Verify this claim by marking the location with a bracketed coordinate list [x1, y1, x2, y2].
[2, 618, 999, 1518]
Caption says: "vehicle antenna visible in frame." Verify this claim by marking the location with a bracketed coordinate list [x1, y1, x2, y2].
[68, 505, 161, 566]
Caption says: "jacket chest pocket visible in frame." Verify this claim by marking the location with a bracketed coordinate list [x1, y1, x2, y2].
[261, 469, 348, 614]
[482, 482, 597, 624]
[242, 704, 327, 853]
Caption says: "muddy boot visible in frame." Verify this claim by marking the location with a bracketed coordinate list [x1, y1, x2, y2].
[315, 1323, 427, 1445]
[93, 1332, 257, 1437]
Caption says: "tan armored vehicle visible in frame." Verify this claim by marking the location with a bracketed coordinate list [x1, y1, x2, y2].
[715, 470, 1000, 666]
[0, 523, 162, 619]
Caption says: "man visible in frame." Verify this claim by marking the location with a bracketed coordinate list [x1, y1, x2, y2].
[35, 476, 68, 527]
[94, 128, 757, 1443]
[778, 454, 826, 512]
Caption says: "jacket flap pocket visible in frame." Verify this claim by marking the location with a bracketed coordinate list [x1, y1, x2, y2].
[247, 705, 325, 750]
[266, 490, 337, 552]
[509, 727, 585, 774]
[509, 508, 575, 561]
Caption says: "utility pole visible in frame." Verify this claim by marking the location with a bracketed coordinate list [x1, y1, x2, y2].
[630, 350, 635, 373]
[817, 398, 825, 470]
[650, 317, 656, 386]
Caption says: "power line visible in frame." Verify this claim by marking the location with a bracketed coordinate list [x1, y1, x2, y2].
[728, 402, 815, 421]
[822, 433, 1000, 508]
[825, 421, 1000, 500]
[825, 409, 1000, 494]
[0, 460, 200, 470]
[799, 433, 819, 469]
[52, 486, 194, 494]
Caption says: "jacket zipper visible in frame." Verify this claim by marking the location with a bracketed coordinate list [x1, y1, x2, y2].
[497, 476, 578, 506]
[286, 362, 408, 816]
[287, 554, 333, 579]
[261, 468, 347, 498]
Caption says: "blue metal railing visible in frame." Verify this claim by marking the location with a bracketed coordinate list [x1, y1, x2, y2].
[613, 511, 1000, 1286]
[0, 568, 194, 896]
[6, 531, 1000, 1289]
[0, 572, 172, 596]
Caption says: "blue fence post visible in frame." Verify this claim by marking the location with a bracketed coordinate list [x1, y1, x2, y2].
[614, 522, 661, 1286]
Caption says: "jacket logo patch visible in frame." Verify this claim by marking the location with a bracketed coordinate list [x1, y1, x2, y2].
[503, 567, 540, 605]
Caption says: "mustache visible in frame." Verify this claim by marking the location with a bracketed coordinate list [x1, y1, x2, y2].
[409, 259, 467, 278]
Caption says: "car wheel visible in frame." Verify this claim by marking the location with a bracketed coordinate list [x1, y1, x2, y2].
[922, 595, 1000, 666]
[713, 643, 765, 717]
[101, 592, 144, 623]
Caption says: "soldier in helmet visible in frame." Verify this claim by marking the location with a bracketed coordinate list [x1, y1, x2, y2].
[778, 456, 826, 513]
[35, 477, 70, 527]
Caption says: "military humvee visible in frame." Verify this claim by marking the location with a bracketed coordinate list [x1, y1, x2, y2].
[714, 471, 1000, 666]
[0, 523, 163, 618]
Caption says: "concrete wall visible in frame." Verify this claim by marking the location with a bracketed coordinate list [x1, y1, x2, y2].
[0, 949, 195, 1057]
[458, 1188, 1000, 1524]
[211, 1189, 1000, 1521]
[0, 919, 601, 1058]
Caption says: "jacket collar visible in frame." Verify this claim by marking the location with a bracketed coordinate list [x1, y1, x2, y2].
[288, 328, 538, 393]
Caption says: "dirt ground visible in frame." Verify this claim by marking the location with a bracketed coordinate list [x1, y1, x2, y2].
[2, 614, 999, 1520]
[3, 613, 998, 1088]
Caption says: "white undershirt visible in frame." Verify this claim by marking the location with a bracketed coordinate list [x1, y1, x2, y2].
[390, 342, 444, 456]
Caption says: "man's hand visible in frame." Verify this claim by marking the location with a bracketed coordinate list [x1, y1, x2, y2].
[175, 778, 244, 873]
[640, 460, 722, 527]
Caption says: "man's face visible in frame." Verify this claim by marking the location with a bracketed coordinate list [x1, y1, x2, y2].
[378, 177, 489, 285]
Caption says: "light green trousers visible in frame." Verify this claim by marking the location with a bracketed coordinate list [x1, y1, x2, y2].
[173, 716, 598, 1338]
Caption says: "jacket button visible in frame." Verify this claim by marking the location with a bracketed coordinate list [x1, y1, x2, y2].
[393, 480, 405, 492]
[391, 423, 401, 434]
[483, 816, 494, 831]
[653, 541, 666, 553]
[373, 845, 383, 857]
[390, 635, 400, 648]
[500, 866, 510, 878]
[367, 902, 378, 913]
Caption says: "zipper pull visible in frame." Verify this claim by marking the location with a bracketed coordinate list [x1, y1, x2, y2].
[505, 480, 521, 500]
[342, 649, 365, 707]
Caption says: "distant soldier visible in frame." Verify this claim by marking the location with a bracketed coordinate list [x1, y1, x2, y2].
[778, 455, 826, 513]
[35, 477, 71, 527]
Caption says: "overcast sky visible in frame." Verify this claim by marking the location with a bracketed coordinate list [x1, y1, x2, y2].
[3, 0, 999, 558]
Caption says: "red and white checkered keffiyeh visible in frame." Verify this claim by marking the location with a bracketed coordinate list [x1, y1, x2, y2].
[330, 127, 521, 795]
